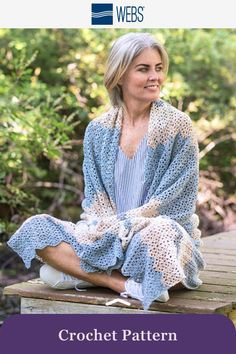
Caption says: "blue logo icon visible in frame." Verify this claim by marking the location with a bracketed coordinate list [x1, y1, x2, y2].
[91, 3, 113, 25]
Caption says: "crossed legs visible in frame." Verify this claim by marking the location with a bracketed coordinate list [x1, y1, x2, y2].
[36, 241, 127, 293]
[36, 241, 184, 297]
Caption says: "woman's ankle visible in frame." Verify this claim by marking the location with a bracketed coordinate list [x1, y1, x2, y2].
[107, 270, 126, 293]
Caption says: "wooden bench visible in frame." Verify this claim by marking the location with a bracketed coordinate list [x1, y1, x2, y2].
[4, 230, 236, 326]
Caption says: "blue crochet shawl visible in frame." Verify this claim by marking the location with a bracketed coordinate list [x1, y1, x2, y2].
[77, 99, 205, 309]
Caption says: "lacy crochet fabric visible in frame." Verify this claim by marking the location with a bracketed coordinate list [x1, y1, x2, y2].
[8, 99, 205, 310]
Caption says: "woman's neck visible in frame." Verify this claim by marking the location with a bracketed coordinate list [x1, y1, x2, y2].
[123, 101, 151, 127]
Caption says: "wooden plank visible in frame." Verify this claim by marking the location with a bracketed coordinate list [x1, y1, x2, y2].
[200, 270, 236, 280]
[203, 234, 236, 328]
[4, 282, 142, 310]
[202, 248, 236, 256]
[171, 290, 236, 306]
[203, 258, 236, 267]
[20, 296, 231, 315]
[195, 284, 236, 295]
[204, 254, 236, 262]
[20, 298, 236, 328]
[203, 241, 236, 249]
[203, 229, 236, 239]
[21, 298, 160, 314]
[200, 275, 236, 286]
[205, 264, 236, 272]
[203, 237, 236, 249]
[4, 281, 232, 314]
[149, 298, 232, 314]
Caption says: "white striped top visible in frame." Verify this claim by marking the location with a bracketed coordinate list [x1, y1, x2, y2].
[114, 135, 148, 214]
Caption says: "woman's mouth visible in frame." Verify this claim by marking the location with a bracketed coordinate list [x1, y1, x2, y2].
[144, 84, 159, 89]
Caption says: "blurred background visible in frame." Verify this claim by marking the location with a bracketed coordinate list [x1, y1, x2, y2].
[0, 29, 236, 322]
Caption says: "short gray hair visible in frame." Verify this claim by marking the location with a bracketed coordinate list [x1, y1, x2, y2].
[104, 32, 169, 107]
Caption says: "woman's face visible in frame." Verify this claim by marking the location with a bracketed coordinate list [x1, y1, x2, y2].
[119, 47, 165, 106]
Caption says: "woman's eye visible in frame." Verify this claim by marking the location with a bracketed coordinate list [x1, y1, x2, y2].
[139, 67, 147, 72]
[138, 67, 163, 73]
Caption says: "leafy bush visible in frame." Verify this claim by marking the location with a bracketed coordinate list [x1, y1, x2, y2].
[0, 29, 235, 240]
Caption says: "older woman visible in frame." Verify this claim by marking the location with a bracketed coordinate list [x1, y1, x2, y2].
[8, 32, 205, 310]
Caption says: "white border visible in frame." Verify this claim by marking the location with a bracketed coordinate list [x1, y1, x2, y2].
[0, 0, 236, 28]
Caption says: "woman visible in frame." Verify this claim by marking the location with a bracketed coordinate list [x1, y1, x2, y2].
[8, 32, 205, 310]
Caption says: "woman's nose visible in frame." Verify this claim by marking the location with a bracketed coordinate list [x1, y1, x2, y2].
[148, 70, 158, 81]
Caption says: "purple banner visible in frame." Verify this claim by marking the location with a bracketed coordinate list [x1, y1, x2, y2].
[0, 314, 235, 354]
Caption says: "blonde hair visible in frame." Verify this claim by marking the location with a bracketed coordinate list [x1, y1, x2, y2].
[104, 32, 169, 107]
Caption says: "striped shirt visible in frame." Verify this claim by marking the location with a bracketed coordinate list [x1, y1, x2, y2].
[114, 135, 148, 214]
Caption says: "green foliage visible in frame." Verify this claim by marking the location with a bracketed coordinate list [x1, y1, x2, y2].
[0, 29, 235, 237]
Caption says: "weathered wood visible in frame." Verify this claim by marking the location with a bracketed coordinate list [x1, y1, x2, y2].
[20, 296, 231, 315]
[204, 254, 236, 262]
[196, 284, 236, 294]
[21, 297, 159, 314]
[4, 280, 232, 314]
[200, 271, 236, 280]
[202, 230, 236, 249]
[19, 298, 236, 328]
[5, 283, 139, 309]
[205, 264, 236, 272]
[171, 290, 236, 306]
[149, 298, 232, 314]
[203, 258, 236, 267]
[200, 275, 236, 286]
[201, 248, 236, 256]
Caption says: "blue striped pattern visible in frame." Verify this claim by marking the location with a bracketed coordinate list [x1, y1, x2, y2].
[114, 135, 148, 213]
[91, 3, 113, 25]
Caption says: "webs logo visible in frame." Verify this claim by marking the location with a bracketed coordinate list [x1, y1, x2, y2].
[91, 3, 113, 25]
